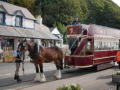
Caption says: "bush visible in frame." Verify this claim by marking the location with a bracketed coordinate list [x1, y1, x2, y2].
[116, 71, 120, 75]
[57, 84, 82, 90]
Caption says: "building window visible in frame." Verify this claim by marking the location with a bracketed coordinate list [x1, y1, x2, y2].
[0, 12, 5, 25]
[15, 15, 23, 27]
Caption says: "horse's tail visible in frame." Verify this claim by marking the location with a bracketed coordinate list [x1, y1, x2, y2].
[59, 49, 64, 70]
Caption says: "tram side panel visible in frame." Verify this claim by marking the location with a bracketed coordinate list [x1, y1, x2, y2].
[93, 50, 117, 65]
[65, 55, 93, 67]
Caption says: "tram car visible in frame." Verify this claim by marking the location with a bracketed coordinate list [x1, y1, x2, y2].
[65, 24, 120, 70]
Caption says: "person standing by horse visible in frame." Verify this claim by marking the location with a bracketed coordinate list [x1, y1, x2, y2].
[14, 48, 22, 82]
[14, 40, 26, 82]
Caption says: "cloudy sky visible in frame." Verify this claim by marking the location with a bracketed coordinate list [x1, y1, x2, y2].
[112, 0, 120, 7]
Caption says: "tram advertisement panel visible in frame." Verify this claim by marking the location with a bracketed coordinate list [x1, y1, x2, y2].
[67, 25, 82, 35]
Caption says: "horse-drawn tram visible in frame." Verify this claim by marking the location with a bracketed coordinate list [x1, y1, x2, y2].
[65, 24, 120, 70]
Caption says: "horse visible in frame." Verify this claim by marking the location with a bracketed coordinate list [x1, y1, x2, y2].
[25, 41, 63, 82]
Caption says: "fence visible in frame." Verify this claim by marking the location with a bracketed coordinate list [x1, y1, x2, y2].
[2, 47, 15, 62]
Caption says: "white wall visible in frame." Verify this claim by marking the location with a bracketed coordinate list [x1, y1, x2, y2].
[0, 7, 35, 29]
[5, 14, 34, 29]
[23, 18, 34, 29]
[5, 15, 15, 26]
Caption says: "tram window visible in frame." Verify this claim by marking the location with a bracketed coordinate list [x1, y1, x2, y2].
[102, 42, 104, 50]
[94, 42, 97, 50]
[112, 42, 114, 49]
[94, 42, 102, 50]
[112, 42, 115, 49]
[115, 42, 118, 49]
[104, 42, 106, 49]
[94, 42, 100, 50]
[117, 42, 118, 49]
[87, 41, 91, 50]
[108, 42, 111, 50]
[114, 42, 117, 49]
[100, 42, 102, 50]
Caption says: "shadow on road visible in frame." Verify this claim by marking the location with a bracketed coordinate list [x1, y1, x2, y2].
[0, 67, 97, 89]
[96, 75, 112, 80]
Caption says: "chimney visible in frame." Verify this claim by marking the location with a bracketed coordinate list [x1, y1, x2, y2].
[36, 15, 42, 25]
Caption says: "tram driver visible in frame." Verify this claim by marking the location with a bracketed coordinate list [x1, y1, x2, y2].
[72, 16, 81, 25]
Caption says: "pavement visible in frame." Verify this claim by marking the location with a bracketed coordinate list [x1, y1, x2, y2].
[0, 62, 119, 90]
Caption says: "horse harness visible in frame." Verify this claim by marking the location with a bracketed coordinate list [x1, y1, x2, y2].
[29, 43, 39, 60]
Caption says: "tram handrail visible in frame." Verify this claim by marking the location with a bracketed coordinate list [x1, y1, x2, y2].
[69, 30, 84, 50]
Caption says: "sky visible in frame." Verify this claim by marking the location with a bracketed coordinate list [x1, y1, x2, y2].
[112, 0, 120, 7]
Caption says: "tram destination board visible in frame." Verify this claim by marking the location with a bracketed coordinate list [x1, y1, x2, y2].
[67, 25, 82, 35]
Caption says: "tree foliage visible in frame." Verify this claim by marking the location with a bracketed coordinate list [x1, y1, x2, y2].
[9, 0, 35, 14]
[8, 0, 120, 43]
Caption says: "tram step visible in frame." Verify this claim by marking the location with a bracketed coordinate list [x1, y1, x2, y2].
[97, 62, 115, 70]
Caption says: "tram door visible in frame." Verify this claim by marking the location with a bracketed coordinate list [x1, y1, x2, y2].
[68, 37, 80, 55]
[86, 38, 93, 55]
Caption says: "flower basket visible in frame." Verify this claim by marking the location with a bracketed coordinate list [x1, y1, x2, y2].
[3, 56, 14, 62]
[112, 71, 120, 83]
[57, 84, 83, 90]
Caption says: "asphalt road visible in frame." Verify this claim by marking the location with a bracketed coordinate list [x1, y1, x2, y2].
[0, 62, 119, 90]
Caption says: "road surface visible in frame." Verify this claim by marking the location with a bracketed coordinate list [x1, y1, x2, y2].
[0, 62, 119, 90]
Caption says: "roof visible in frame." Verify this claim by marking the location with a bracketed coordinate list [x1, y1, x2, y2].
[0, 24, 58, 40]
[50, 27, 61, 34]
[35, 24, 58, 40]
[0, 1, 35, 20]
[49, 28, 54, 32]
[88, 24, 120, 38]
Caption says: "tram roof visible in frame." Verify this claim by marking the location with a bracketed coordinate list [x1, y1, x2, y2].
[88, 24, 120, 38]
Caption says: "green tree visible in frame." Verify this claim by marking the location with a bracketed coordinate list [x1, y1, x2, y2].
[8, 0, 120, 43]
[9, 0, 35, 14]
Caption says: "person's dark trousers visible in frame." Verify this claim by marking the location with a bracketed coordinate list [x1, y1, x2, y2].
[116, 81, 120, 90]
[71, 48, 76, 55]
[118, 62, 120, 69]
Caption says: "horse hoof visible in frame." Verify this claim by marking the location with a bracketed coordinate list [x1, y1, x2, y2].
[40, 73, 46, 82]
[55, 76, 61, 80]
[39, 79, 46, 82]
[34, 73, 40, 81]
[54, 70, 62, 80]
[34, 78, 40, 81]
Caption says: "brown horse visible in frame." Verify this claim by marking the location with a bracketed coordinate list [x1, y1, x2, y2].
[26, 41, 63, 82]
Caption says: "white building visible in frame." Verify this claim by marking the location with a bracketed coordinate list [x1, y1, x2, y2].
[50, 27, 63, 47]
[0, 1, 57, 62]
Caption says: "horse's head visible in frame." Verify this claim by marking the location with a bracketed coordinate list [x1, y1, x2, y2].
[25, 41, 34, 53]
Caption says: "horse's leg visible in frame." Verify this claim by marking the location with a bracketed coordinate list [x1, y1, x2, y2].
[54, 60, 62, 79]
[34, 63, 40, 81]
[39, 61, 46, 82]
